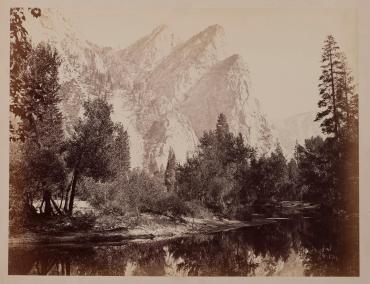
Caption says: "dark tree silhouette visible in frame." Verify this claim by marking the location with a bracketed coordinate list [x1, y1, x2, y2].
[164, 148, 176, 192]
[315, 35, 345, 139]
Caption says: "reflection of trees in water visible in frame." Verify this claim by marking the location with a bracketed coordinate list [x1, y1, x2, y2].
[166, 218, 357, 276]
[128, 242, 166, 275]
[9, 246, 90, 275]
[9, 242, 167, 276]
[8, 218, 358, 276]
[168, 233, 258, 275]
[167, 222, 300, 276]
[299, 217, 358, 276]
[7, 222, 306, 276]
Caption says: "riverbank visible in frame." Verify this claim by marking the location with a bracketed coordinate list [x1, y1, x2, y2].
[9, 212, 277, 247]
[9, 200, 321, 247]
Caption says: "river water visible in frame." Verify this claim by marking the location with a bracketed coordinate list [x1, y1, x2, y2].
[8, 216, 358, 276]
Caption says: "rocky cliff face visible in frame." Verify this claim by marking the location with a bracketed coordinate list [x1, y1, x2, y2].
[24, 9, 110, 134]
[102, 25, 179, 91]
[142, 24, 226, 104]
[272, 112, 322, 158]
[180, 54, 273, 153]
[25, 9, 316, 169]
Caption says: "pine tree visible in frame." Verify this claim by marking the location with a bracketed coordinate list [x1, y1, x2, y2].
[215, 113, 236, 167]
[165, 148, 176, 192]
[111, 124, 130, 176]
[287, 158, 299, 199]
[148, 153, 159, 175]
[259, 117, 273, 153]
[337, 53, 358, 141]
[296, 37, 359, 213]
[159, 164, 165, 176]
[315, 35, 345, 139]
[269, 143, 288, 199]
[336, 55, 358, 213]
[216, 113, 229, 141]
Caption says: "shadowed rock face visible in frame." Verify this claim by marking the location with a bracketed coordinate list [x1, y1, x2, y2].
[28, 9, 322, 168]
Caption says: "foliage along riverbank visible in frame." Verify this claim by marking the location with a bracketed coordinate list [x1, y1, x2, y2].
[9, 200, 320, 246]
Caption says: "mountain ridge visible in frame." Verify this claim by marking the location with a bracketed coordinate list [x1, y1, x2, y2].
[24, 9, 320, 168]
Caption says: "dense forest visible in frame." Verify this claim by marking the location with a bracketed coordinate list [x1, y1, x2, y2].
[9, 8, 358, 233]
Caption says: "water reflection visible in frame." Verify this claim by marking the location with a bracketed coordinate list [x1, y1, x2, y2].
[8, 217, 358, 276]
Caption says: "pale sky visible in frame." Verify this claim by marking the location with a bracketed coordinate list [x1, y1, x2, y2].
[63, 8, 357, 119]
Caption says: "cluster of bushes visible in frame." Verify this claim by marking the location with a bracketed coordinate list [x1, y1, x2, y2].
[295, 135, 358, 214]
[175, 113, 300, 219]
[78, 170, 190, 219]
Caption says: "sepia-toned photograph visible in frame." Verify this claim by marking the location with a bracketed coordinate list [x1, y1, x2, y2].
[6, 1, 363, 278]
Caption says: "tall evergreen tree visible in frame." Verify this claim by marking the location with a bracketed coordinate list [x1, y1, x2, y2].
[313, 35, 358, 213]
[165, 148, 176, 192]
[337, 53, 358, 141]
[315, 35, 345, 139]
[215, 113, 237, 167]
[287, 158, 299, 200]
[294, 35, 359, 214]
[110, 124, 130, 177]
[148, 153, 160, 176]
[216, 113, 229, 140]
[336, 54, 358, 213]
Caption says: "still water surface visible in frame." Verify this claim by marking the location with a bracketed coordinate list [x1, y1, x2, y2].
[8, 217, 358, 276]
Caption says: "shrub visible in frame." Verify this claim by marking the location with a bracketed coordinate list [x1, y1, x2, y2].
[185, 201, 213, 219]
[79, 169, 190, 218]
[152, 193, 189, 218]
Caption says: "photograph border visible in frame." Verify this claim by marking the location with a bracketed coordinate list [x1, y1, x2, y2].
[1, 0, 369, 283]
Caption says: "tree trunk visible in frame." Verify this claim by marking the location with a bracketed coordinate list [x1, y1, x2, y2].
[51, 198, 64, 215]
[63, 188, 70, 213]
[59, 186, 64, 209]
[39, 200, 44, 214]
[68, 169, 79, 216]
[343, 71, 351, 126]
[63, 178, 74, 212]
[329, 48, 339, 139]
[43, 189, 53, 216]
[67, 150, 83, 216]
